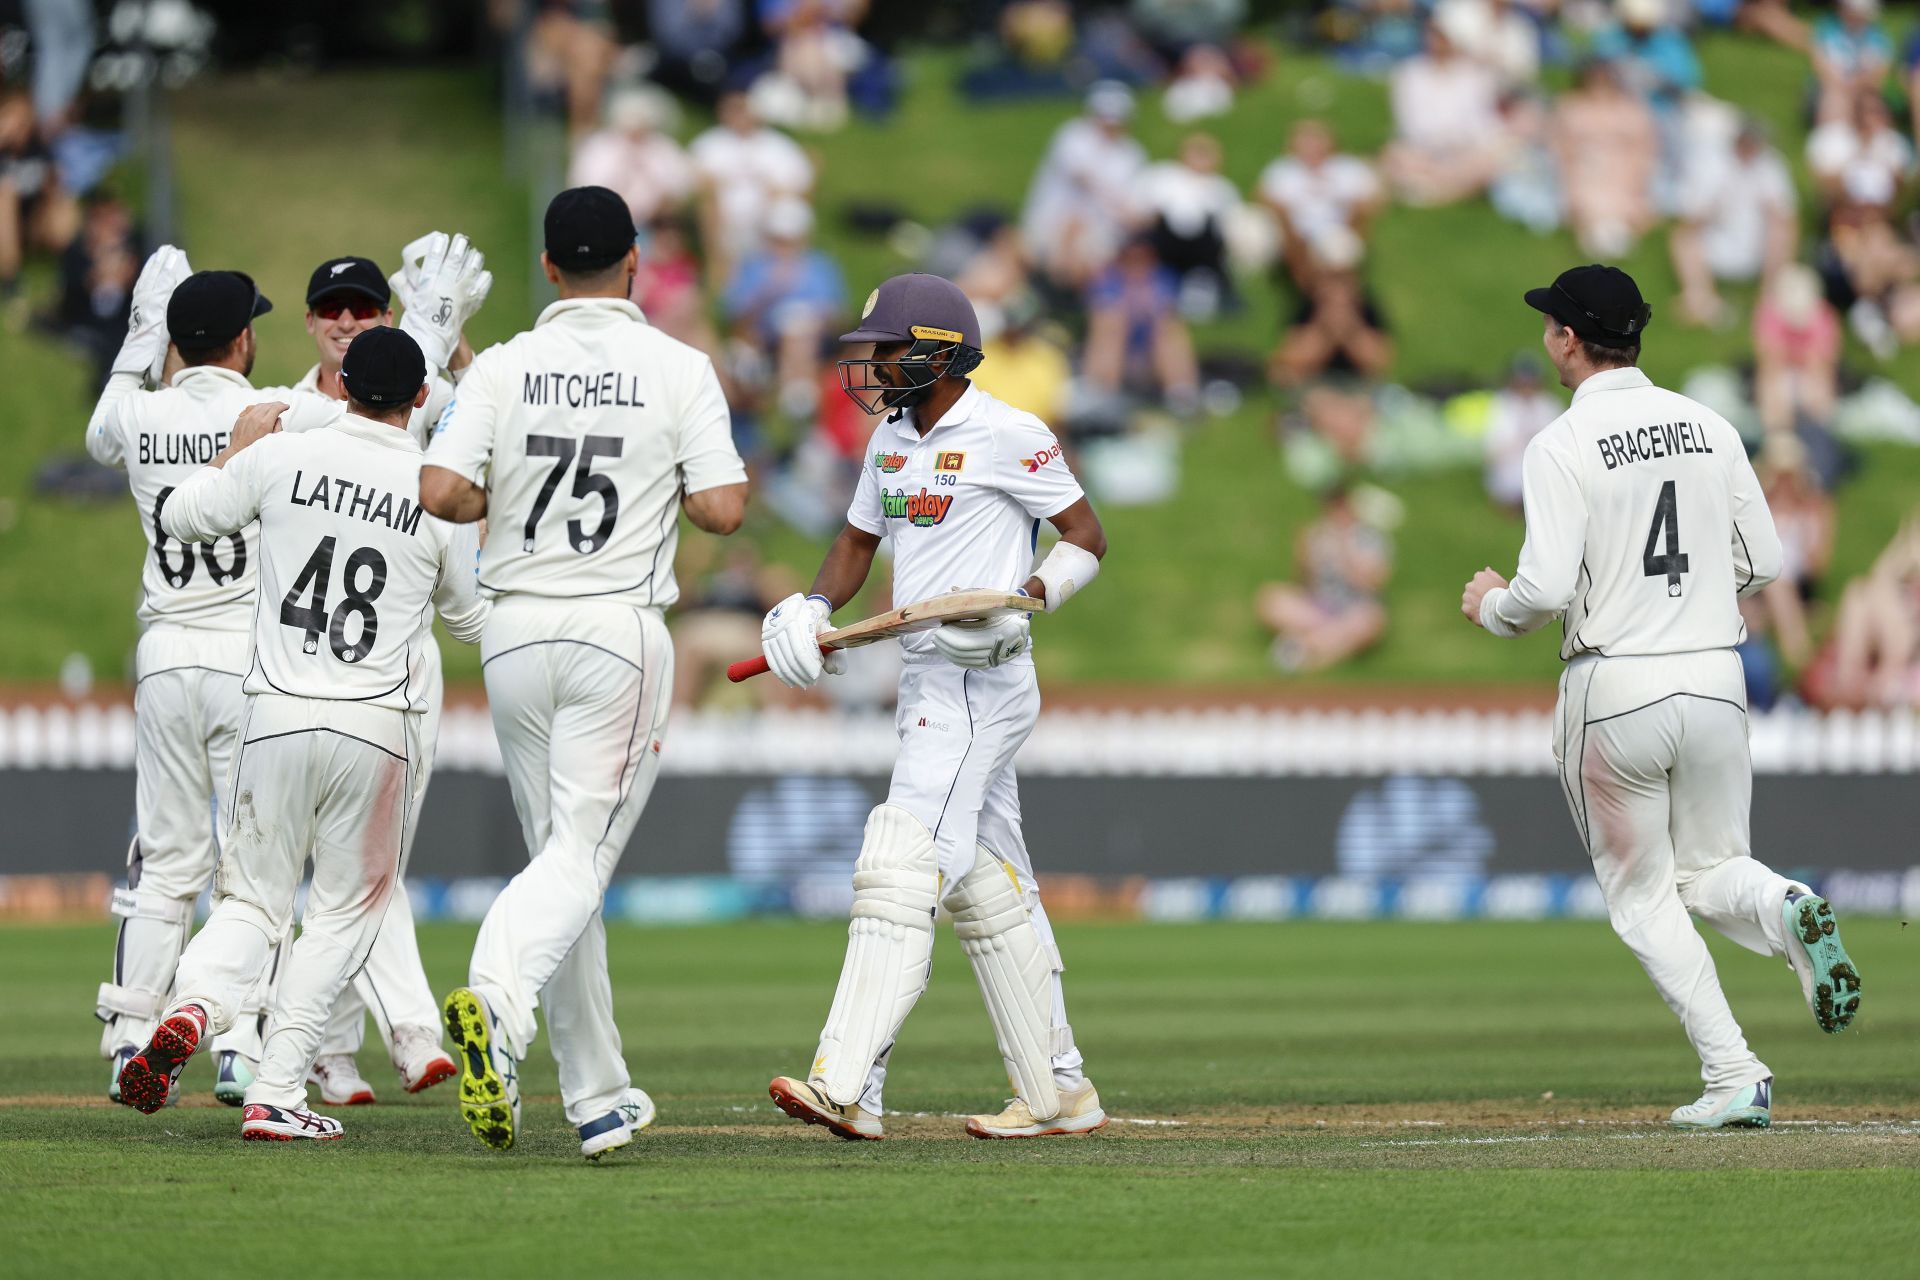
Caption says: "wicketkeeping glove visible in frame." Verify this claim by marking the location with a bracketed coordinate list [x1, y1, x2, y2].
[114, 244, 193, 379]
[760, 593, 845, 689]
[930, 610, 1031, 669]
[393, 231, 482, 371]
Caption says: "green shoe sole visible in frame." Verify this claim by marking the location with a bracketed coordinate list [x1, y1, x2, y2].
[443, 987, 515, 1151]
[1789, 896, 1862, 1034]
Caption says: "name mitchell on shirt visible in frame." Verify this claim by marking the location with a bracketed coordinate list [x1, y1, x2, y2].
[288, 469, 425, 536]
[521, 370, 645, 408]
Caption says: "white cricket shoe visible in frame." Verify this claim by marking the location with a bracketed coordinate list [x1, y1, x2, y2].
[308, 1053, 376, 1106]
[391, 1023, 459, 1094]
[214, 1050, 256, 1106]
[967, 1081, 1109, 1139]
[1670, 1077, 1772, 1130]
[107, 1047, 133, 1104]
[768, 1076, 884, 1140]
[575, 1089, 655, 1161]
[242, 1102, 345, 1142]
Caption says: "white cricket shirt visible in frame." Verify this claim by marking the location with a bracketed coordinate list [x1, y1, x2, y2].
[847, 383, 1085, 662]
[87, 366, 344, 636]
[1481, 367, 1783, 659]
[295, 362, 454, 449]
[160, 413, 488, 711]
[423, 297, 747, 610]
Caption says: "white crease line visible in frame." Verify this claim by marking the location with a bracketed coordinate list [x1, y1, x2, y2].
[1361, 1136, 1557, 1149]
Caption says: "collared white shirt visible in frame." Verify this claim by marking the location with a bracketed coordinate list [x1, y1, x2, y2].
[161, 413, 486, 711]
[87, 365, 344, 634]
[423, 296, 746, 610]
[848, 383, 1084, 661]
[295, 362, 455, 449]
[1482, 366, 1783, 659]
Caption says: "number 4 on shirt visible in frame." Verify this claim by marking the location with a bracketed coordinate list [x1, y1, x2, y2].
[1642, 479, 1690, 597]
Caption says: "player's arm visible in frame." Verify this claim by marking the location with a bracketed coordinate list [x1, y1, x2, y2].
[683, 482, 747, 535]
[1020, 496, 1106, 607]
[420, 348, 499, 524]
[809, 522, 884, 610]
[85, 376, 136, 468]
[430, 519, 491, 644]
[159, 402, 280, 541]
[677, 357, 750, 535]
[1466, 428, 1584, 636]
[1729, 434, 1784, 598]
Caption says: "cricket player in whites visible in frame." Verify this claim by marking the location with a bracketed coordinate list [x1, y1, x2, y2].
[1462, 265, 1862, 1129]
[420, 186, 749, 1159]
[117, 327, 490, 1139]
[762, 273, 1110, 1140]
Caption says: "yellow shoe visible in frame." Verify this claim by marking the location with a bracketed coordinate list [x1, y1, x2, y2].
[768, 1076, 884, 1140]
[443, 987, 519, 1151]
[966, 1080, 1108, 1139]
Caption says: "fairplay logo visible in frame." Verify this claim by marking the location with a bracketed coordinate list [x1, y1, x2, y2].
[882, 488, 954, 526]
[1023, 444, 1065, 473]
[874, 451, 907, 473]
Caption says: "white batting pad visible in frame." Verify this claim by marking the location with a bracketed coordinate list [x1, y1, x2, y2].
[812, 805, 939, 1107]
[945, 844, 1062, 1122]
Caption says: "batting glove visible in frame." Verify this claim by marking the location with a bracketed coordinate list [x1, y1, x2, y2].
[760, 593, 844, 689]
[114, 244, 193, 380]
[930, 612, 1030, 669]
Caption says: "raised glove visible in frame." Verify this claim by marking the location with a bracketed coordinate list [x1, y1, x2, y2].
[115, 244, 193, 379]
[930, 611, 1031, 669]
[394, 231, 481, 370]
[760, 593, 844, 689]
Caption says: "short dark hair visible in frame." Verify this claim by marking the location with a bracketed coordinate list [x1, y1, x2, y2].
[555, 257, 630, 293]
[177, 332, 247, 367]
[346, 393, 413, 426]
[1550, 319, 1639, 369]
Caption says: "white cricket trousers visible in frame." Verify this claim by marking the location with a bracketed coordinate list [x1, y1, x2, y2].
[1555, 649, 1801, 1091]
[170, 694, 418, 1109]
[100, 628, 270, 1063]
[470, 598, 672, 1126]
[853, 659, 1084, 1114]
[319, 641, 447, 1060]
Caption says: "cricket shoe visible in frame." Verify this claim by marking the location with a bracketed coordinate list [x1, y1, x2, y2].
[768, 1076, 883, 1140]
[214, 1050, 257, 1106]
[1783, 893, 1862, 1034]
[107, 1047, 133, 1104]
[1670, 1077, 1771, 1130]
[391, 1023, 458, 1094]
[577, 1089, 655, 1162]
[443, 986, 519, 1151]
[118, 1004, 208, 1114]
[308, 1054, 376, 1106]
[241, 1102, 344, 1142]
[966, 1081, 1109, 1139]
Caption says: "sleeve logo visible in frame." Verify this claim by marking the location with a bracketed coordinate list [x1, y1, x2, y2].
[1023, 444, 1065, 473]
[935, 451, 966, 472]
[874, 451, 907, 473]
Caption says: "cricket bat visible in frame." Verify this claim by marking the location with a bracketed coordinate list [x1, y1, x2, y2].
[726, 590, 1042, 683]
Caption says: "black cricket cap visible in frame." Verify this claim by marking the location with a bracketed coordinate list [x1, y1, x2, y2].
[340, 326, 426, 410]
[544, 185, 636, 271]
[167, 271, 272, 348]
[307, 256, 390, 307]
[1524, 265, 1652, 346]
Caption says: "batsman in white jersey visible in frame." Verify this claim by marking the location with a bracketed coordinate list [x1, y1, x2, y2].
[761, 273, 1111, 1140]
[116, 327, 490, 1141]
[420, 186, 749, 1159]
[1463, 266, 1862, 1130]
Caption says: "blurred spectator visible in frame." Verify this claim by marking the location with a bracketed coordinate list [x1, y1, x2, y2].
[1163, 45, 1237, 123]
[972, 294, 1071, 425]
[691, 90, 815, 288]
[751, 0, 877, 132]
[671, 542, 798, 708]
[1431, 0, 1541, 86]
[24, 0, 95, 133]
[0, 89, 78, 326]
[1810, 0, 1892, 126]
[527, 0, 622, 141]
[1807, 90, 1911, 208]
[1593, 0, 1702, 112]
[1257, 486, 1392, 673]
[953, 216, 1032, 315]
[1554, 61, 1658, 258]
[1382, 22, 1503, 207]
[647, 0, 748, 105]
[1258, 119, 1382, 288]
[1671, 118, 1796, 327]
[1021, 81, 1148, 288]
[52, 187, 138, 386]
[634, 214, 731, 384]
[1822, 196, 1920, 358]
[1753, 264, 1840, 436]
[1269, 229, 1393, 388]
[1136, 132, 1240, 318]
[1082, 234, 1200, 413]
[723, 197, 846, 421]
[1482, 354, 1560, 511]
[1751, 434, 1834, 669]
[1130, 0, 1246, 55]
[1487, 89, 1561, 235]
[567, 87, 694, 226]
[1804, 513, 1920, 709]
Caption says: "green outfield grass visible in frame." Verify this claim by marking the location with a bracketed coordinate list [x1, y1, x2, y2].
[5, 39, 1920, 686]
[2, 918, 1916, 1277]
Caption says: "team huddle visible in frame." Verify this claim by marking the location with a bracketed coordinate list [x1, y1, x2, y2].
[87, 187, 1858, 1156]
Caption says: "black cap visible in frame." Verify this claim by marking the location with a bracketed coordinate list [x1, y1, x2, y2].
[841, 273, 982, 349]
[167, 271, 273, 348]
[544, 185, 635, 271]
[307, 256, 390, 307]
[340, 326, 427, 410]
[1524, 265, 1652, 345]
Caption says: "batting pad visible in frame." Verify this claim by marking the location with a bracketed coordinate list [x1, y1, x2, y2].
[945, 844, 1062, 1122]
[813, 805, 939, 1107]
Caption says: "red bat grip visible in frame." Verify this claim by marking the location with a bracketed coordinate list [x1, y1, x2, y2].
[725, 644, 832, 683]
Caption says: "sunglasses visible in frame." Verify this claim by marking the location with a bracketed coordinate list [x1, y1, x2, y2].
[312, 299, 384, 321]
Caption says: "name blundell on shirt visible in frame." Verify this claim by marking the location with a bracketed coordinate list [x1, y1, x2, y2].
[521, 371, 646, 409]
[138, 431, 229, 465]
[1596, 421, 1715, 471]
[288, 470, 425, 535]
